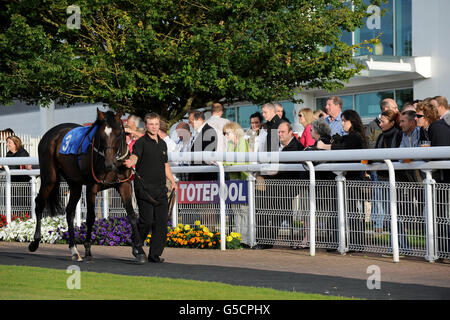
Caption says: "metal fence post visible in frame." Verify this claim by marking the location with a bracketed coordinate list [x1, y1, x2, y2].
[305, 161, 316, 257]
[172, 174, 179, 228]
[4, 166, 11, 224]
[422, 170, 437, 262]
[385, 160, 399, 263]
[247, 172, 256, 248]
[334, 171, 347, 254]
[30, 176, 37, 220]
[102, 189, 109, 219]
[217, 162, 226, 251]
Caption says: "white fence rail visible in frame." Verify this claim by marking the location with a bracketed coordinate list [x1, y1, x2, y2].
[1, 148, 450, 263]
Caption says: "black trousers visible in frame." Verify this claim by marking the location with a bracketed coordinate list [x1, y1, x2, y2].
[135, 186, 168, 258]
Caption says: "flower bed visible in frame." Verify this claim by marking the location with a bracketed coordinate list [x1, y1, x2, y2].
[0, 213, 31, 229]
[148, 221, 242, 249]
[59, 217, 132, 246]
[0, 215, 66, 244]
[0, 216, 242, 249]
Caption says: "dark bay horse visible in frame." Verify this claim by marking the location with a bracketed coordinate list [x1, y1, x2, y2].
[29, 109, 151, 263]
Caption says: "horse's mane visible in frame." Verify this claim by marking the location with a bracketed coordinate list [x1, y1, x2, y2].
[94, 111, 123, 130]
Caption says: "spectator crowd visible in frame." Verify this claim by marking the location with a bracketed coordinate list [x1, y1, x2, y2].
[2, 95, 449, 253]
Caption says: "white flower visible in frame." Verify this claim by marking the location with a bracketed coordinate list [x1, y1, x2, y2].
[0, 215, 68, 243]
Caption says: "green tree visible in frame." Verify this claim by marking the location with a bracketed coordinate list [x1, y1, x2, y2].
[0, 0, 380, 123]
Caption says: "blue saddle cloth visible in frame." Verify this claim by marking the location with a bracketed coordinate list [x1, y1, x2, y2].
[60, 125, 98, 155]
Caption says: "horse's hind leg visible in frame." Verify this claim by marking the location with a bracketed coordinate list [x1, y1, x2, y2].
[66, 184, 83, 262]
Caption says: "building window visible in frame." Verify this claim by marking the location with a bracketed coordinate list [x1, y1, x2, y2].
[237, 105, 259, 128]
[223, 106, 237, 123]
[355, 91, 394, 118]
[395, 0, 412, 56]
[341, 0, 412, 57]
[356, 0, 394, 56]
[315, 88, 413, 120]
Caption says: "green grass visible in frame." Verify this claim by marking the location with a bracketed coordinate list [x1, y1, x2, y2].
[0, 265, 353, 300]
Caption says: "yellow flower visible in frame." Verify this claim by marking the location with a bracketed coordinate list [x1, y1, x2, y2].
[230, 232, 241, 240]
[202, 227, 209, 233]
[194, 220, 201, 226]
[184, 224, 190, 231]
[226, 236, 233, 242]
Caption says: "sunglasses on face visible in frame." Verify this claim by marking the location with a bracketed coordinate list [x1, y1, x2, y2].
[415, 114, 424, 119]
[298, 114, 303, 118]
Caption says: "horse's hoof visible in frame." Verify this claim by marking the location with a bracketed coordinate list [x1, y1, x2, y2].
[72, 254, 83, 262]
[28, 241, 39, 252]
[135, 254, 146, 264]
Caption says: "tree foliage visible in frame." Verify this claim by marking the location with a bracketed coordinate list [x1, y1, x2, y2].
[0, 0, 380, 122]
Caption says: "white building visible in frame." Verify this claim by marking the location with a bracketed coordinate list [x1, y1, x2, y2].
[0, 0, 448, 136]
[224, 0, 449, 133]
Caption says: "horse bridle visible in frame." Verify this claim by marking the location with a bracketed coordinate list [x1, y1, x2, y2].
[90, 126, 133, 185]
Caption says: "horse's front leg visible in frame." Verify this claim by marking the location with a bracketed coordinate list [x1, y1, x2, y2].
[84, 185, 99, 261]
[117, 181, 146, 263]
[66, 184, 83, 262]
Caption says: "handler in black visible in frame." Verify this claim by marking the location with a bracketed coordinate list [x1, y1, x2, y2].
[124, 112, 177, 263]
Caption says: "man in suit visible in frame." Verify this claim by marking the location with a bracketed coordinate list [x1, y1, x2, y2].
[254, 121, 304, 249]
[261, 102, 282, 153]
[188, 110, 218, 228]
[189, 110, 218, 181]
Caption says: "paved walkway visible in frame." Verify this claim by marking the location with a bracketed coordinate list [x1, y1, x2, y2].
[1, 242, 449, 300]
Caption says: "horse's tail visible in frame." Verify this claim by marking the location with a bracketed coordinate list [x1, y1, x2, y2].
[47, 176, 62, 217]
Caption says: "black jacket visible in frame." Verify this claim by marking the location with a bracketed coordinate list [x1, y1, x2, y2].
[190, 123, 218, 181]
[374, 126, 402, 180]
[6, 148, 31, 182]
[263, 114, 282, 152]
[429, 119, 450, 147]
[272, 137, 305, 180]
[331, 132, 367, 181]
[375, 126, 403, 149]
[429, 120, 450, 182]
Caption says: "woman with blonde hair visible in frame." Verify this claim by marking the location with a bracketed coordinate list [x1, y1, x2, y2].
[223, 122, 249, 180]
[223, 122, 250, 244]
[0, 135, 32, 182]
[297, 108, 315, 148]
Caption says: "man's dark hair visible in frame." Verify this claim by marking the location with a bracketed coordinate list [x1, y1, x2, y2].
[192, 110, 205, 121]
[250, 112, 263, 122]
[401, 110, 417, 121]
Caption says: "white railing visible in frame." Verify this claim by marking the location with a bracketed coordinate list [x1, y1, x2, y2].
[1, 147, 449, 263]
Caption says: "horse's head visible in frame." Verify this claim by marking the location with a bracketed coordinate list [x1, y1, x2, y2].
[95, 109, 128, 171]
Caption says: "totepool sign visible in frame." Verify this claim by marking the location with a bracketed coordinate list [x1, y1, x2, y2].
[177, 181, 248, 204]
